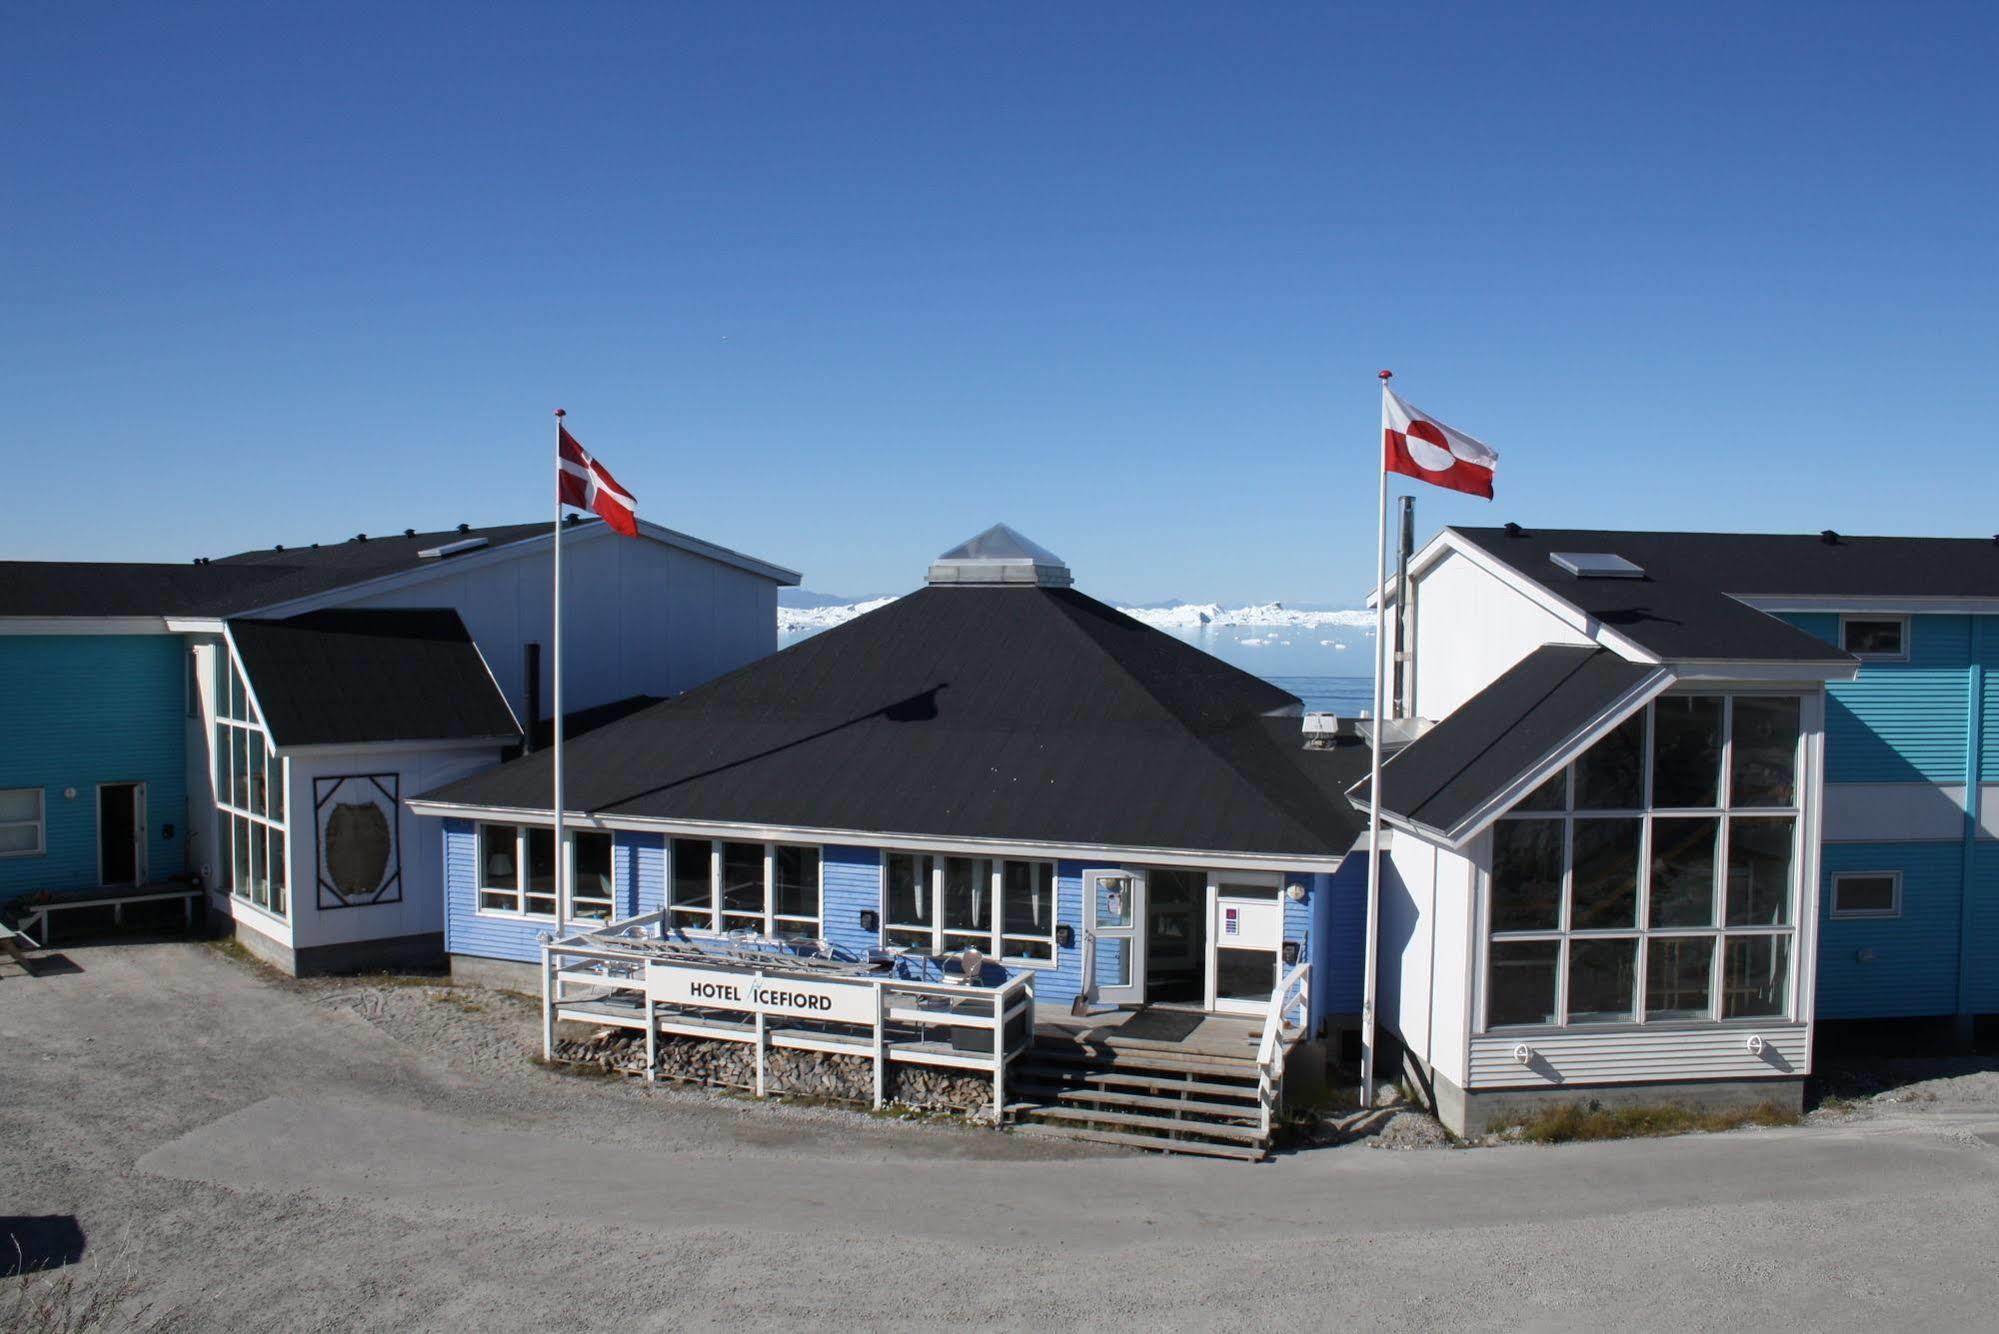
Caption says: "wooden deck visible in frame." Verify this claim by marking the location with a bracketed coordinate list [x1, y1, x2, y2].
[1033, 1006, 1264, 1059]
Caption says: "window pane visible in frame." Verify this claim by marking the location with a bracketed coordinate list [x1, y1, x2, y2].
[269, 752, 284, 820]
[1490, 820, 1562, 932]
[269, 831, 286, 915]
[572, 832, 614, 919]
[943, 857, 990, 932]
[1726, 817, 1794, 927]
[671, 839, 712, 910]
[1645, 937, 1715, 1020]
[721, 842, 765, 918]
[886, 926, 932, 950]
[1095, 873, 1134, 928]
[1515, 769, 1567, 812]
[1842, 619, 1903, 656]
[1487, 940, 1559, 1027]
[0, 826, 37, 854]
[1001, 861, 1053, 939]
[233, 728, 251, 808]
[1570, 818, 1640, 930]
[1730, 696, 1800, 807]
[524, 826, 556, 914]
[1649, 816, 1718, 927]
[1215, 946, 1277, 1001]
[886, 853, 929, 927]
[1574, 710, 1645, 810]
[1833, 874, 1898, 916]
[227, 661, 242, 720]
[480, 825, 519, 888]
[1723, 935, 1790, 1019]
[0, 788, 40, 823]
[232, 815, 250, 898]
[1566, 937, 1638, 1024]
[1652, 697, 1723, 808]
[215, 723, 228, 799]
[251, 824, 268, 904]
[772, 845, 819, 920]
[247, 731, 266, 817]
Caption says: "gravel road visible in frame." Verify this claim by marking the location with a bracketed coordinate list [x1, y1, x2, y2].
[4, 940, 1997, 1332]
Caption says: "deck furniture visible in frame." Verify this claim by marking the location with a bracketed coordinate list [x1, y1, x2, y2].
[16, 884, 202, 946]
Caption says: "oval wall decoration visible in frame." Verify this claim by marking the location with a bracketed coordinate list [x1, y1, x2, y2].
[313, 774, 403, 910]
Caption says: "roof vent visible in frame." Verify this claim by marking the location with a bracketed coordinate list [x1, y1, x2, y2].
[353, 533, 368, 542]
[404, 527, 417, 538]
[1504, 521, 1524, 537]
[458, 523, 471, 533]
[925, 524, 1072, 587]
[1821, 529, 1840, 545]
[1550, 551, 1645, 580]
[418, 536, 490, 560]
[274, 544, 284, 552]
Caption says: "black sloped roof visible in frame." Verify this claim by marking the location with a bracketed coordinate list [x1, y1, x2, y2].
[420, 585, 1371, 859]
[1350, 645, 1663, 840]
[229, 608, 520, 748]
[1449, 526, 1963, 663]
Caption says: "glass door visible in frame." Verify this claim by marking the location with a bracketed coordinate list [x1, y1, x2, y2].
[1206, 874, 1282, 1015]
[1085, 869, 1144, 1005]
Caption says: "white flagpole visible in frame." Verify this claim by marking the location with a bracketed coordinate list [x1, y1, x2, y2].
[552, 408, 567, 929]
[1360, 370, 1393, 1109]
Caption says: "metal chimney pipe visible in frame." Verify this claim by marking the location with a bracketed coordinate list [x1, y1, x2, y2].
[523, 641, 542, 753]
[1392, 497, 1414, 718]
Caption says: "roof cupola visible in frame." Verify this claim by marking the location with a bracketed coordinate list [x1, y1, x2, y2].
[925, 524, 1072, 587]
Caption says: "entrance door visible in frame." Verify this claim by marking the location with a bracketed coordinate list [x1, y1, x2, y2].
[1084, 869, 1144, 1005]
[1206, 874, 1282, 1015]
[99, 782, 146, 886]
[1142, 868, 1208, 1004]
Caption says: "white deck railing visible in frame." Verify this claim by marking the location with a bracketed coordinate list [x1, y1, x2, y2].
[1255, 961, 1311, 1140]
[539, 910, 1036, 1122]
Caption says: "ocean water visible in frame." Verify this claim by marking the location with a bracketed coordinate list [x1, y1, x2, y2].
[1260, 675, 1373, 716]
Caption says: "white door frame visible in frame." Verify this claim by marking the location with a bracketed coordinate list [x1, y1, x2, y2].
[1084, 867, 1146, 1006]
[1205, 871, 1283, 1016]
[96, 781, 148, 887]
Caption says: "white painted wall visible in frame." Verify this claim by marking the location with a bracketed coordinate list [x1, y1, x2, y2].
[343, 529, 780, 727]
[1824, 782, 1968, 843]
[1379, 832, 1474, 1090]
[284, 743, 506, 951]
[1408, 549, 1591, 720]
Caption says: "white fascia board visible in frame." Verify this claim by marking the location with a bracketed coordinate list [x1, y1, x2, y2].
[1370, 529, 1462, 610]
[0, 616, 173, 635]
[281, 736, 518, 759]
[1664, 659, 1858, 684]
[164, 617, 228, 634]
[1435, 666, 1677, 849]
[240, 522, 800, 620]
[1734, 593, 1999, 617]
[401, 800, 1346, 874]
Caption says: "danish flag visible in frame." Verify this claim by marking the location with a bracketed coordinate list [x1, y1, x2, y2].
[558, 425, 639, 537]
[1383, 387, 1498, 498]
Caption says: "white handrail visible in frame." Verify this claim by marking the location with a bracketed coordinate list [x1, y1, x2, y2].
[1255, 961, 1311, 1140]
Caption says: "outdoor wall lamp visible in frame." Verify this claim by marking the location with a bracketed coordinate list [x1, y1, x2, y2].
[1055, 924, 1075, 949]
[1745, 1034, 1765, 1057]
[1513, 1043, 1536, 1066]
[1285, 882, 1307, 902]
[858, 910, 879, 933]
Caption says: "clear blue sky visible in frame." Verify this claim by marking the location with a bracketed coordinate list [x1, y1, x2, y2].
[6, 2, 1994, 604]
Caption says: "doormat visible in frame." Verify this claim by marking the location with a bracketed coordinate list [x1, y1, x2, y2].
[1114, 1008, 1206, 1044]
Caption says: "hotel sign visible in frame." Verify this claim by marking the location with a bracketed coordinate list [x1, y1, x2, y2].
[645, 960, 876, 1025]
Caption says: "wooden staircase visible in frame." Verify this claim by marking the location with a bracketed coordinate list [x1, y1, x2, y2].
[1007, 1027, 1272, 1161]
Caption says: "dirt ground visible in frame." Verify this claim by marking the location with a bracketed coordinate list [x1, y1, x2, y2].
[5, 938, 1999, 1331]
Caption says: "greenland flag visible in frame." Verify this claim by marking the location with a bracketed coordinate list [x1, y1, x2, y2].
[558, 425, 639, 537]
[1383, 387, 1498, 498]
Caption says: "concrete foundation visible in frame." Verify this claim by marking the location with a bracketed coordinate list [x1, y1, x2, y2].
[1413, 1059, 1805, 1136]
[228, 918, 444, 978]
[449, 953, 543, 993]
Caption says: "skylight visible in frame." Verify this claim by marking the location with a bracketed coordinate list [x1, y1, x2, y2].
[1549, 551, 1645, 580]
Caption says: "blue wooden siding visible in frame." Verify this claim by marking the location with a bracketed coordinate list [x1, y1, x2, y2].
[0, 634, 188, 898]
[621, 832, 664, 917]
[821, 845, 881, 957]
[1818, 842, 1966, 1019]
[1786, 613, 1973, 783]
[1312, 861, 1367, 1021]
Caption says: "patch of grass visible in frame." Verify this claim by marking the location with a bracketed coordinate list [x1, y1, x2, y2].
[430, 990, 484, 1012]
[1501, 1099, 1800, 1144]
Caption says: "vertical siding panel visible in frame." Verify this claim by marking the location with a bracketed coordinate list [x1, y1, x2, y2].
[821, 844, 881, 956]
[621, 831, 665, 916]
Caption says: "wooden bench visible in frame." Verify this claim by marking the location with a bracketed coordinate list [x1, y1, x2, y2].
[1, 921, 39, 976]
[18, 886, 202, 946]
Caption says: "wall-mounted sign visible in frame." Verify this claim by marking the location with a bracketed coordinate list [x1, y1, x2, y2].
[1223, 906, 1240, 937]
[645, 960, 876, 1026]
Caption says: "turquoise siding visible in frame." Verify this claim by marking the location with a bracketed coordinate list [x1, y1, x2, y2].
[1970, 842, 1999, 1014]
[821, 845, 881, 956]
[0, 634, 188, 898]
[1818, 842, 1965, 1019]
[1786, 613, 1974, 784]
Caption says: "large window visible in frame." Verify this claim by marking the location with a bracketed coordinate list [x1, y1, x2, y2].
[883, 852, 1057, 964]
[0, 787, 45, 858]
[1484, 694, 1803, 1030]
[215, 651, 286, 917]
[665, 839, 822, 937]
[476, 824, 617, 921]
[1840, 615, 1906, 661]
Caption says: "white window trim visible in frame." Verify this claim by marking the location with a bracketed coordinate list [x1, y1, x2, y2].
[567, 830, 617, 923]
[476, 822, 558, 920]
[1839, 613, 1909, 663]
[880, 852, 1059, 968]
[664, 838, 824, 938]
[1479, 691, 1807, 1034]
[1830, 869, 1903, 920]
[0, 786, 46, 859]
